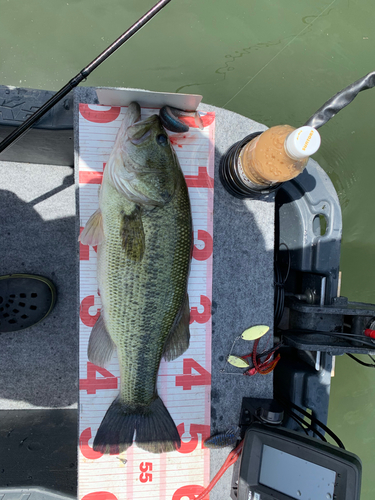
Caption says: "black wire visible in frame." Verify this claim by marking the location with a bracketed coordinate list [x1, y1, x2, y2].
[287, 412, 309, 436]
[274, 265, 285, 327]
[274, 243, 291, 327]
[276, 396, 345, 449]
[347, 353, 375, 368]
[275, 243, 291, 285]
[304, 70, 375, 129]
[286, 329, 375, 349]
[256, 342, 283, 361]
[285, 409, 327, 442]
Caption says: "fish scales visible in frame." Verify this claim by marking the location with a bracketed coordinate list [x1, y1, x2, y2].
[98, 179, 191, 406]
[80, 102, 192, 454]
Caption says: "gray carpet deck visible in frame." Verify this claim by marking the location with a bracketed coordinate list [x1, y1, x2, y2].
[0, 90, 274, 499]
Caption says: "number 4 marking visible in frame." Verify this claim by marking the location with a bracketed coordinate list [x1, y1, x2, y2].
[176, 359, 211, 390]
[79, 362, 118, 395]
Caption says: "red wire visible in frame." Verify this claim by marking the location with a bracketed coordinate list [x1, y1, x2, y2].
[194, 440, 244, 500]
[242, 338, 281, 376]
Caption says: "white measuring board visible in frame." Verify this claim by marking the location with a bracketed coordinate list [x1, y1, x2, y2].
[78, 103, 215, 500]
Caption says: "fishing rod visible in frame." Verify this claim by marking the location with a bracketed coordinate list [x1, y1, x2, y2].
[0, 0, 172, 155]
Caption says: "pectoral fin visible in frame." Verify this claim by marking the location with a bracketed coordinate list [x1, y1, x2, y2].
[88, 310, 116, 367]
[79, 209, 104, 246]
[120, 206, 145, 261]
[163, 294, 190, 361]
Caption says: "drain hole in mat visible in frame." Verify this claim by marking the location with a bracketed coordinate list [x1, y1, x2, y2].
[0, 307, 3, 312]
[10, 294, 15, 298]
[3, 313, 9, 318]
[20, 293, 26, 298]
[19, 302, 25, 307]
[8, 319, 17, 324]
[0, 297, 3, 304]
[5, 304, 10, 308]
[8, 299, 14, 304]
[30, 305, 37, 311]
[21, 314, 28, 319]
[31, 293, 38, 298]
[13, 309, 19, 314]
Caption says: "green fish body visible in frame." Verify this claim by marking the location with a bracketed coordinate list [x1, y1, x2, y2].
[80, 103, 192, 454]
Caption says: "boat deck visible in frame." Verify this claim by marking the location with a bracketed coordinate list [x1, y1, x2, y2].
[0, 95, 274, 499]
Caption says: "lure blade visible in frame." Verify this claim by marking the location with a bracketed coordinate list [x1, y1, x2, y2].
[227, 355, 249, 368]
[241, 325, 269, 341]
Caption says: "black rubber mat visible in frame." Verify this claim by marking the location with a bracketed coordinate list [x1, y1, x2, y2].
[0, 275, 56, 333]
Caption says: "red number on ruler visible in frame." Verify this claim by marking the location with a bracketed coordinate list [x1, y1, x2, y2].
[177, 423, 211, 454]
[192, 230, 213, 261]
[79, 171, 103, 184]
[139, 462, 153, 483]
[79, 162, 107, 186]
[79, 428, 103, 459]
[172, 485, 205, 500]
[79, 227, 90, 261]
[190, 296, 211, 324]
[185, 166, 214, 189]
[81, 493, 118, 500]
[80, 295, 100, 327]
[79, 362, 118, 394]
[80, 104, 121, 123]
[176, 359, 211, 390]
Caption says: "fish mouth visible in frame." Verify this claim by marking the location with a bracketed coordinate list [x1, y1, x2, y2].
[127, 115, 160, 145]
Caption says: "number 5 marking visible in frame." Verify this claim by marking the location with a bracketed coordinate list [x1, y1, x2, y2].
[177, 423, 211, 454]
[139, 462, 153, 483]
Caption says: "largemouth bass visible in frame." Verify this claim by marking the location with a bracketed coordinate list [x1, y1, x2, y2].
[80, 102, 192, 454]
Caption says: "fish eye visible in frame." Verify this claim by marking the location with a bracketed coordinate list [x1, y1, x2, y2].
[156, 134, 168, 146]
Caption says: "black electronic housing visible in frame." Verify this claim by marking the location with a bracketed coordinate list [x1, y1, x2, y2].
[236, 423, 361, 500]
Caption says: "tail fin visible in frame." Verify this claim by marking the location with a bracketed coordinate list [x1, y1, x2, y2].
[93, 395, 181, 454]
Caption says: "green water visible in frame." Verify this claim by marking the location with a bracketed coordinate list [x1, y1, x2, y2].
[1, 0, 374, 496]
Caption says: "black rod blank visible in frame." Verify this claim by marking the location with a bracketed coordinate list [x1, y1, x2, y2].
[0, 0, 172, 154]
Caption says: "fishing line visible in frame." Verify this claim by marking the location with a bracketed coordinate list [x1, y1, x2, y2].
[220, 335, 244, 375]
[221, 0, 337, 109]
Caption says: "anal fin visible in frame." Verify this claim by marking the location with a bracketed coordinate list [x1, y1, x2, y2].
[163, 294, 190, 361]
[88, 310, 116, 367]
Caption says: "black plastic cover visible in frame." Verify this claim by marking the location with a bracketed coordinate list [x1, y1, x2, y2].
[237, 423, 362, 500]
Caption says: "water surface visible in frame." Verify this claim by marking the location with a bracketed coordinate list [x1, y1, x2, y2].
[1, 0, 374, 496]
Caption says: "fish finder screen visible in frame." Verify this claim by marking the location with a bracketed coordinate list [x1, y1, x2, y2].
[259, 445, 336, 500]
